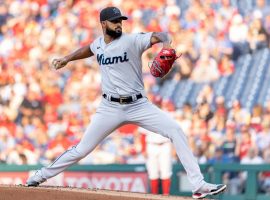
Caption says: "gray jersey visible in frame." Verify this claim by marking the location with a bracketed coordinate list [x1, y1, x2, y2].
[90, 32, 153, 96]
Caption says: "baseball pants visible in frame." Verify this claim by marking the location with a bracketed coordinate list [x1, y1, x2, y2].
[40, 97, 205, 192]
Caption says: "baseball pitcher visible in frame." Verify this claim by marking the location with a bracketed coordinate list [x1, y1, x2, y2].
[26, 7, 226, 199]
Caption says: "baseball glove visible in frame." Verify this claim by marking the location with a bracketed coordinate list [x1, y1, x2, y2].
[149, 48, 181, 78]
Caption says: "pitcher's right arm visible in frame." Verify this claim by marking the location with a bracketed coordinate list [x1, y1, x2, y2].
[52, 46, 94, 70]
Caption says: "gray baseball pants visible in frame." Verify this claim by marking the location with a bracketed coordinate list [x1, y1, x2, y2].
[40, 97, 205, 192]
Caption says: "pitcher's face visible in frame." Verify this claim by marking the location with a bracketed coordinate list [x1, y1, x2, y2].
[103, 19, 123, 38]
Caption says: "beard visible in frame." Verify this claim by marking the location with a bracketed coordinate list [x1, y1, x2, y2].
[106, 27, 122, 39]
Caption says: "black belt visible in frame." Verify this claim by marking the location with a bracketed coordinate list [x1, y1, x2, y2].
[103, 93, 143, 104]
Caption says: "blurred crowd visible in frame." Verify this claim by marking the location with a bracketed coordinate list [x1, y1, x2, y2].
[0, 0, 270, 192]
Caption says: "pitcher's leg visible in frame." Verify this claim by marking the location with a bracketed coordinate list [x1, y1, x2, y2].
[41, 114, 123, 179]
[127, 100, 205, 192]
[27, 100, 125, 185]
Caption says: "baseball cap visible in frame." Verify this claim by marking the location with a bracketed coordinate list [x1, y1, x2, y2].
[100, 7, 128, 22]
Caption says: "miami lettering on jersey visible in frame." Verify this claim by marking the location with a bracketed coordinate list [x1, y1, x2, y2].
[97, 52, 129, 65]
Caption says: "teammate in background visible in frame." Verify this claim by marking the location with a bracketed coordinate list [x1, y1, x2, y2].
[140, 127, 172, 195]
[26, 7, 226, 199]
[140, 95, 173, 195]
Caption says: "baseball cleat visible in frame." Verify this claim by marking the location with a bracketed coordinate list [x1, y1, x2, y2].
[26, 170, 46, 187]
[192, 183, 227, 199]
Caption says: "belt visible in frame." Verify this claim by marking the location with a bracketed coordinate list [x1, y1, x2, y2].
[103, 93, 143, 104]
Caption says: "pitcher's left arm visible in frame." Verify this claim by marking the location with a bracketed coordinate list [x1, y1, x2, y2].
[150, 32, 172, 48]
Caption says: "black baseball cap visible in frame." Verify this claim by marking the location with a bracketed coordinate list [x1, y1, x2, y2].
[100, 7, 128, 22]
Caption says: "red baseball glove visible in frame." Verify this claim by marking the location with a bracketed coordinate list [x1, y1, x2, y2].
[149, 48, 181, 78]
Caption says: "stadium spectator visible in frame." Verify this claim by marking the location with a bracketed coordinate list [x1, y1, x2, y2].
[241, 147, 264, 164]
[218, 0, 238, 22]
[18, 90, 44, 122]
[214, 31, 233, 59]
[218, 54, 235, 76]
[220, 123, 238, 160]
[209, 114, 226, 144]
[250, 104, 263, 132]
[235, 126, 255, 161]
[247, 15, 269, 52]
[208, 147, 234, 164]
[255, 119, 270, 155]
[196, 84, 214, 105]
[191, 50, 220, 82]
[197, 102, 214, 123]
[227, 100, 250, 130]
[229, 14, 249, 60]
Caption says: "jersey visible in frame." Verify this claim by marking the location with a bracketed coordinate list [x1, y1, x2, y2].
[90, 32, 153, 96]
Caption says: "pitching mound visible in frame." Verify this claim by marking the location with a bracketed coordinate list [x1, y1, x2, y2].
[0, 185, 194, 200]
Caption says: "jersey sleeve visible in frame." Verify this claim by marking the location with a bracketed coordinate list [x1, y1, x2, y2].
[133, 32, 153, 54]
[89, 42, 96, 55]
[90, 37, 100, 55]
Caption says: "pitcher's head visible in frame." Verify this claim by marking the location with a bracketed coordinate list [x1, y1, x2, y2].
[100, 7, 128, 39]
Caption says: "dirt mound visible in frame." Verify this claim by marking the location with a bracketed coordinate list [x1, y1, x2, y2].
[0, 185, 194, 200]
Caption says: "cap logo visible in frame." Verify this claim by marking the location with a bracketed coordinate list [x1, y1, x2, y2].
[113, 8, 120, 14]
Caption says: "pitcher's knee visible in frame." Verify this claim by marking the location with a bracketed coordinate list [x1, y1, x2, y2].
[166, 126, 187, 141]
[70, 146, 89, 159]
